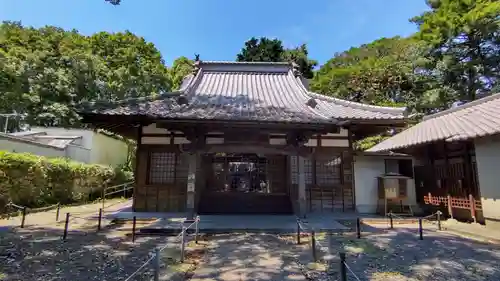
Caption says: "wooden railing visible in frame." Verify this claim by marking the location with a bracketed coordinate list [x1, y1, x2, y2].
[424, 192, 481, 222]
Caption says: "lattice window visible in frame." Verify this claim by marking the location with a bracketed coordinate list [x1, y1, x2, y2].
[148, 152, 176, 184]
[315, 154, 341, 185]
[304, 159, 313, 184]
[290, 156, 313, 184]
[290, 156, 298, 184]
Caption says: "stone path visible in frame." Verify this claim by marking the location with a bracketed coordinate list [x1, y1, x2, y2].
[190, 233, 307, 281]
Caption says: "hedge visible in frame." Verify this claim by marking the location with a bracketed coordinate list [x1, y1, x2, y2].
[0, 150, 133, 211]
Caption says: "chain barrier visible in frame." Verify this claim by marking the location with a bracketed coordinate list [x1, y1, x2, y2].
[123, 216, 200, 281]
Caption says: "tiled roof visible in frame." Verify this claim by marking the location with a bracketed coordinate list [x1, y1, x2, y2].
[367, 93, 500, 152]
[308, 92, 406, 120]
[82, 61, 407, 124]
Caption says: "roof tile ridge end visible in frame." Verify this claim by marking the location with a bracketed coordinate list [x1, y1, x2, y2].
[308, 91, 406, 115]
[423, 92, 500, 121]
[286, 70, 332, 121]
[182, 68, 204, 95]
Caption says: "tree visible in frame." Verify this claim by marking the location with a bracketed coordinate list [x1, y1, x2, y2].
[236, 37, 284, 62]
[236, 37, 317, 79]
[0, 21, 171, 129]
[311, 36, 441, 113]
[168, 56, 194, 90]
[411, 0, 500, 102]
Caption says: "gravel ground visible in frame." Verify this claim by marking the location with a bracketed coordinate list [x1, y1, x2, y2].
[283, 224, 500, 281]
[0, 199, 208, 281]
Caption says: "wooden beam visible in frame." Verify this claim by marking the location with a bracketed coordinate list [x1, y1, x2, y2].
[180, 143, 314, 157]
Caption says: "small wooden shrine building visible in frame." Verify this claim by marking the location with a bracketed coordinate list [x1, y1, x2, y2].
[80, 61, 407, 217]
[368, 93, 500, 227]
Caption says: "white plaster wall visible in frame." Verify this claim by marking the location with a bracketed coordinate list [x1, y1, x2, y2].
[353, 156, 417, 214]
[90, 133, 128, 167]
[474, 137, 500, 222]
[65, 145, 91, 163]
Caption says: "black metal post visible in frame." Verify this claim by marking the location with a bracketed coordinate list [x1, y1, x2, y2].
[132, 216, 137, 243]
[297, 220, 301, 244]
[153, 247, 160, 281]
[356, 218, 361, 239]
[418, 218, 423, 240]
[389, 212, 394, 229]
[195, 217, 199, 244]
[311, 230, 317, 261]
[97, 208, 102, 231]
[63, 213, 70, 241]
[180, 226, 186, 262]
[339, 252, 347, 281]
[20, 207, 27, 228]
[55, 203, 60, 222]
[437, 211, 442, 231]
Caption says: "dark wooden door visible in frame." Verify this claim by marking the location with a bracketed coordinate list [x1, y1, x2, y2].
[198, 154, 292, 214]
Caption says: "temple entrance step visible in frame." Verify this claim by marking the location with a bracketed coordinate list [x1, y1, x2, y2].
[197, 193, 293, 214]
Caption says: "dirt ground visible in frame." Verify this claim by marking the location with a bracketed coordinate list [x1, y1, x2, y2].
[0, 200, 208, 281]
[280, 220, 500, 281]
[0, 198, 130, 229]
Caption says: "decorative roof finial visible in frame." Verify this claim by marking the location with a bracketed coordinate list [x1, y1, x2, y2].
[292, 62, 301, 77]
[193, 53, 201, 74]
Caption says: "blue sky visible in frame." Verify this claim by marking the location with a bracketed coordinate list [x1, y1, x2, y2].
[0, 0, 429, 66]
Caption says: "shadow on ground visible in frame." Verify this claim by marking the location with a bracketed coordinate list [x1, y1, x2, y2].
[190, 233, 307, 281]
[289, 224, 500, 281]
[0, 222, 199, 281]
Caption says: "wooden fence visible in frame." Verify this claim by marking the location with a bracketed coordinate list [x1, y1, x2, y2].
[424, 193, 481, 222]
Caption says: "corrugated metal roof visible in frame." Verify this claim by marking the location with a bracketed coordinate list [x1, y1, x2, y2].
[83, 61, 407, 124]
[368, 93, 500, 152]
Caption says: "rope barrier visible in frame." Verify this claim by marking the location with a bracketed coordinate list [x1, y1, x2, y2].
[104, 185, 134, 197]
[343, 261, 362, 281]
[122, 254, 156, 281]
[123, 216, 200, 280]
[389, 212, 440, 227]
[6, 202, 25, 210]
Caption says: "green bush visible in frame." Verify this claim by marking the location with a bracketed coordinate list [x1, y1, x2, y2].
[0, 150, 133, 210]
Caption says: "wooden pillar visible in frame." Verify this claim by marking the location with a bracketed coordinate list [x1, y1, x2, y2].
[186, 153, 198, 219]
[133, 125, 142, 211]
[298, 156, 307, 217]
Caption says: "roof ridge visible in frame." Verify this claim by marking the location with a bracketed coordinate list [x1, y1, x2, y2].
[0, 132, 66, 150]
[200, 61, 291, 66]
[423, 92, 500, 121]
[307, 91, 407, 115]
[80, 91, 182, 111]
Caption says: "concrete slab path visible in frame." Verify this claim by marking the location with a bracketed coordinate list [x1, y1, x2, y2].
[189, 233, 306, 281]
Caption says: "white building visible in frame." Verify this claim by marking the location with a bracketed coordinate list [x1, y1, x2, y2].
[0, 127, 128, 167]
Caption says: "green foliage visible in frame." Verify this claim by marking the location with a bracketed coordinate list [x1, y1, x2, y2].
[353, 135, 391, 150]
[311, 37, 441, 113]
[0, 21, 171, 129]
[0, 150, 133, 210]
[168, 56, 194, 90]
[236, 37, 317, 79]
[411, 0, 500, 101]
